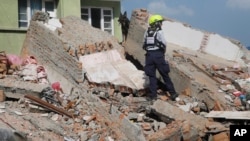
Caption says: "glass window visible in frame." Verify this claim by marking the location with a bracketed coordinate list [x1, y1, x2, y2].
[30, 0, 42, 16]
[18, 0, 56, 28]
[19, 22, 28, 27]
[102, 9, 113, 35]
[103, 10, 111, 15]
[20, 15, 27, 21]
[80, 7, 113, 35]
[81, 8, 89, 22]
[104, 16, 111, 22]
[18, 0, 28, 28]
[104, 23, 111, 28]
[45, 1, 54, 12]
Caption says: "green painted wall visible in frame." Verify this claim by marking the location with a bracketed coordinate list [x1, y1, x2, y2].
[0, 0, 18, 28]
[81, 0, 122, 42]
[0, 30, 26, 54]
[0, 0, 22, 55]
[58, 0, 81, 18]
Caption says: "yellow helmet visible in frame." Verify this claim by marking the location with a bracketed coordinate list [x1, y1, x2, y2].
[149, 14, 164, 25]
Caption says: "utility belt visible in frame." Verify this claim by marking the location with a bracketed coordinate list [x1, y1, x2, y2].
[145, 46, 160, 51]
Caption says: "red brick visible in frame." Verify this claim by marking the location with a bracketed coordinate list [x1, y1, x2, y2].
[0, 90, 6, 102]
[213, 132, 229, 141]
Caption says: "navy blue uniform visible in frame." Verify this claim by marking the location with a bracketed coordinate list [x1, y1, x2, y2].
[143, 27, 178, 100]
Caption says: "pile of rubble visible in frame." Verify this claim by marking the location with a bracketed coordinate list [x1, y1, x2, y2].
[1, 10, 250, 141]
[124, 9, 250, 140]
[0, 51, 21, 78]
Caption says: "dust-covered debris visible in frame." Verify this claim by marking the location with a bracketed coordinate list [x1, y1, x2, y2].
[1, 9, 250, 141]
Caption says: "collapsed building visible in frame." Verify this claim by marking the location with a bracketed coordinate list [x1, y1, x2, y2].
[1, 9, 250, 141]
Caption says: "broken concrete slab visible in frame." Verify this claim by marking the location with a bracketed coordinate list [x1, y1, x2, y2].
[151, 100, 209, 138]
[110, 106, 147, 141]
[79, 50, 148, 90]
[0, 128, 27, 141]
[205, 110, 250, 120]
[0, 77, 49, 99]
[23, 115, 65, 136]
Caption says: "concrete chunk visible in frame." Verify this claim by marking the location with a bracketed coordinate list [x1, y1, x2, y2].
[151, 100, 208, 138]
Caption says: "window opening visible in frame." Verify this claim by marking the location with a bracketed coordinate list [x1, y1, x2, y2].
[91, 8, 101, 29]
[81, 7, 113, 35]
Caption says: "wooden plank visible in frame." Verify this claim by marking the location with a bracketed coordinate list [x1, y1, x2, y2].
[205, 111, 250, 120]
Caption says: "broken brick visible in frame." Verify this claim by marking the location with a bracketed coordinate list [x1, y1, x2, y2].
[141, 123, 151, 131]
[213, 132, 229, 141]
[0, 89, 6, 102]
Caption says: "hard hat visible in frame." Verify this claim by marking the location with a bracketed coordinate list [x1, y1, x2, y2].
[149, 14, 164, 25]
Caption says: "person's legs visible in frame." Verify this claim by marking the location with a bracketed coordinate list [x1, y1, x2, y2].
[155, 54, 178, 100]
[144, 53, 157, 98]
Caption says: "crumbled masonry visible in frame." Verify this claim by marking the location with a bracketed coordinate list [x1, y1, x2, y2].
[0, 10, 250, 140]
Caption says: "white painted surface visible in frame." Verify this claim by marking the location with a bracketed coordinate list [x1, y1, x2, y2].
[206, 34, 243, 62]
[44, 19, 62, 31]
[162, 20, 244, 63]
[79, 50, 148, 89]
[162, 21, 203, 51]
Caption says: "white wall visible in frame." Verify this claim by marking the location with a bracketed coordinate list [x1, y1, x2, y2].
[206, 34, 244, 62]
[162, 21, 203, 51]
[162, 20, 244, 63]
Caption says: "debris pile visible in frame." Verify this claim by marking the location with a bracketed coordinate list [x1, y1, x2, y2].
[124, 9, 250, 140]
[0, 51, 49, 85]
[0, 51, 22, 78]
[1, 10, 250, 141]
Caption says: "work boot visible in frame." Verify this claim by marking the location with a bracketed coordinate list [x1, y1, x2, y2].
[170, 93, 180, 101]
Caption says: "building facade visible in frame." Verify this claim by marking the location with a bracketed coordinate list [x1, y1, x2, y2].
[0, 0, 122, 54]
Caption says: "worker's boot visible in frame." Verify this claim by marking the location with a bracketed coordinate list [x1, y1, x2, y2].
[170, 93, 180, 101]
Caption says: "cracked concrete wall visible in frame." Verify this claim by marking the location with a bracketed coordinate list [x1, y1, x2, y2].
[162, 20, 245, 63]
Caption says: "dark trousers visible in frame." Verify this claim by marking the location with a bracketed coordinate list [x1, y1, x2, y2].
[144, 50, 176, 98]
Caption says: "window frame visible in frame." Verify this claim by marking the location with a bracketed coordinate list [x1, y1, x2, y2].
[18, 0, 29, 28]
[42, 0, 57, 18]
[18, 0, 56, 28]
[81, 7, 114, 35]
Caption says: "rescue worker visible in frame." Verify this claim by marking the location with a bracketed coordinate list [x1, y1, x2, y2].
[143, 14, 179, 101]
